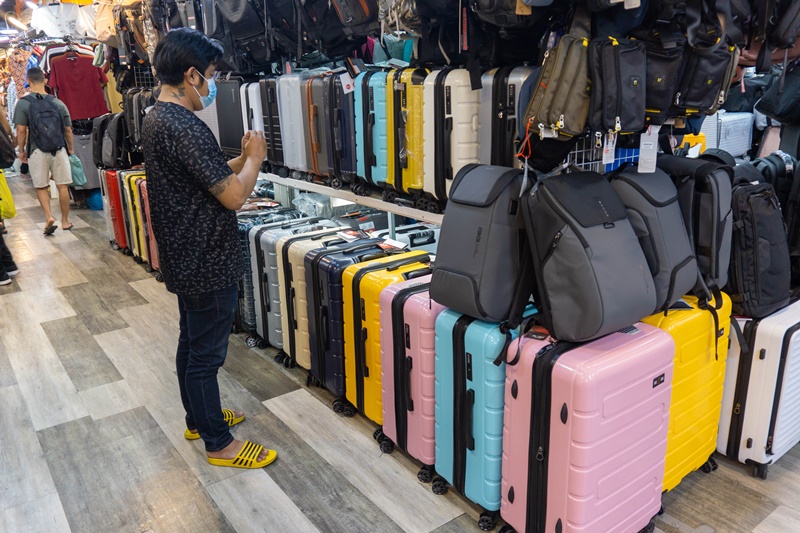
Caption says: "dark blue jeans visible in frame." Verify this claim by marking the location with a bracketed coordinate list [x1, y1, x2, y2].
[176, 283, 237, 452]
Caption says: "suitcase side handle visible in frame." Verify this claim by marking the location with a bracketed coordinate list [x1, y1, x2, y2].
[290, 287, 297, 329]
[405, 356, 414, 412]
[360, 327, 370, 377]
[466, 389, 475, 451]
[321, 306, 330, 350]
[443, 116, 453, 181]
[366, 113, 376, 167]
[409, 231, 435, 247]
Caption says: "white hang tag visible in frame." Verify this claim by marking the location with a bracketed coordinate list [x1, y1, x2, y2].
[521, 158, 530, 196]
[623, 0, 641, 8]
[638, 125, 661, 173]
[340, 72, 355, 94]
[602, 133, 617, 165]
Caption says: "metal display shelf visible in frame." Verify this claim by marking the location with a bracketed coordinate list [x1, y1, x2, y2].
[262, 173, 444, 225]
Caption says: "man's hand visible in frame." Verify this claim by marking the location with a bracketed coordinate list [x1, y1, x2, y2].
[244, 130, 267, 162]
[19, 150, 27, 164]
[240, 131, 252, 155]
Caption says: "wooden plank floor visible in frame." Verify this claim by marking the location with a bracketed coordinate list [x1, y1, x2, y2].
[2, 173, 800, 533]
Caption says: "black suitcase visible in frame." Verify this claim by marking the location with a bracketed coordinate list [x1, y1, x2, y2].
[324, 73, 358, 186]
[305, 239, 388, 406]
[216, 77, 246, 158]
[260, 78, 285, 169]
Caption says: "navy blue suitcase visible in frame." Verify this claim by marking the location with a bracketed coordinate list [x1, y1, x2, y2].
[305, 239, 389, 407]
[324, 74, 358, 187]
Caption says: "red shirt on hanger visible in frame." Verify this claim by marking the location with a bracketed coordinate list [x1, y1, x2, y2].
[48, 54, 109, 120]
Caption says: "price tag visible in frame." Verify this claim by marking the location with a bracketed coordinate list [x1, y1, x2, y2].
[623, 0, 641, 8]
[359, 221, 375, 231]
[602, 133, 617, 165]
[340, 72, 355, 94]
[516, 0, 532, 15]
[336, 230, 367, 242]
[379, 238, 409, 250]
[638, 125, 660, 173]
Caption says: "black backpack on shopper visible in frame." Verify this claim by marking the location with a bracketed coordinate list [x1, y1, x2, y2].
[24, 94, 67, 155]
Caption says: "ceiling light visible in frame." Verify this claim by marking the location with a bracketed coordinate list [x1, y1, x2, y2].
[7, 17, 26, 31]
[0, 29, 17, 35]
[25, 1, 38, 9]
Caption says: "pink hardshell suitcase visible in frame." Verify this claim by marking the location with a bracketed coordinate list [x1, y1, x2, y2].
[379, 275, 446, 481]
[500, 322, 675, 533]
[139, 179, 160, 273]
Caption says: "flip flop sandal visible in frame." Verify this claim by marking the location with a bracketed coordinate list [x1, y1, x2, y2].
[43, 224, 58, 236]
[184, 409, 246, 440]
[207, 441, 277, 469]
[62, 225, 74, 231]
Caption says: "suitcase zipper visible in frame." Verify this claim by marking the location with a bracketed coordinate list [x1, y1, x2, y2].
[612, 38, 623, 134]
[392, 283, 431, 452]
[526, 341, 576, 533]
[362, 72, 375, 185]
[452, 314, 475, 496]
[766, 323, 800, 454]
[727, 320, 760, 458]
[393, 69, 405, 194]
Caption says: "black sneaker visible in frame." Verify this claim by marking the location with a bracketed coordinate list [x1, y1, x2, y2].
[4, 262, 18, 276]
[0, 270, 10, 286]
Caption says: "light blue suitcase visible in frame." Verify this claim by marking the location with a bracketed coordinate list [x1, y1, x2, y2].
[433, 308, 532, 519]
[355, 70, 390, 189]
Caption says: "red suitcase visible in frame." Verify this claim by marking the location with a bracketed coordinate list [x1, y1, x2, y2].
[379, 275, 446, 480]
[138, 178, 160, 274]
[500, 323, 675, 533]
[104, 170, 128, 252]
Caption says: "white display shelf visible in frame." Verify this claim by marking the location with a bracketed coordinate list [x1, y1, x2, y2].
[262, 173, 444, 225]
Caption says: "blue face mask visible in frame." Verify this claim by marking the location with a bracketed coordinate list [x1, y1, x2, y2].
[193, 72, 217, 109]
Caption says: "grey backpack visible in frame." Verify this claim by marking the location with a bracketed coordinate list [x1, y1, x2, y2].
[657, 155, 734, 298]
[430, 164, 533, 326]
[523, 170, 657, 342]
[609, 165, 699, 313]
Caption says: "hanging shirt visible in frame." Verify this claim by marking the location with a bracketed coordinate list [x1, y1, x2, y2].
[30, 3, 80, 38]
[40, 43, 94, 73]
[8, 49, 31, 86]
[48, 55, 108, 120]
[7, 79, 17, 126]
[76, 4, 98, 39]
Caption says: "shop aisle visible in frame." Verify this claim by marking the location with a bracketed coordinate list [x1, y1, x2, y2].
[1, 173, 800, 533]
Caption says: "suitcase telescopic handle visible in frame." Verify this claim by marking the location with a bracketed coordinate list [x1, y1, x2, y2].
[311, 104, 320, 153]
[405, 356, 414, 412]
[366, 113, 376, 167]
[443, 117, 453, 181]
[360, 327, 369, 377]
[466, 389, 475, 451]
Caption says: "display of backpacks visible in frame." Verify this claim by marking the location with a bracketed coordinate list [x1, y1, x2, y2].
[24, 94, 67, 155]
[102, 113, 133, 169]
[523, 170, 657, 342]
[330, 0, 379, 38]
[92, 114, 113, 168]
[633, 23, 686, 125]
[609, 165, 698, 313]
[430, 165, 533, 326]
[726, 173, 791, 318]
[671, 43, 739, 117]
[215, 0, 271, 67]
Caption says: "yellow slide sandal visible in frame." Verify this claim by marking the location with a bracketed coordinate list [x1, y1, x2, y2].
[207, 441, 278, 469]
[185, 409, 246, 440]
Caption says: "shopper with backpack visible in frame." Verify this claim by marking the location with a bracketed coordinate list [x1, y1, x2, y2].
[13, 67, 74, 236]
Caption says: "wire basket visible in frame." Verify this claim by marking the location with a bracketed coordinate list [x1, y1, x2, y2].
[565, 136, 640, 173]
[133, 65, 157, 89]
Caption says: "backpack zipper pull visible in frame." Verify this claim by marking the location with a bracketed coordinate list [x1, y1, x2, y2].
[675, 92, 681, 106]
[557, 114, 565, 129]
[614, 116, 621, 133]
[595, 131, 602, 148]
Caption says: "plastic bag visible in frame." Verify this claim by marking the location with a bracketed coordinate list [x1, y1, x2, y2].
[69, 154, 87, 187]
[0, 171, 16, 219]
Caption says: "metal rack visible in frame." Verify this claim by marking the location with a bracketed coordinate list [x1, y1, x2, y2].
[566, 136, 641, 173]
[263, 173, 444, 226]
[133, 65, 158, 89]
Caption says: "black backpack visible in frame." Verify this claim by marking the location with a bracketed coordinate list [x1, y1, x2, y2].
[92, 114, 113, 168]
[726, 170, 791, 318]
[24, 94, 66, 155]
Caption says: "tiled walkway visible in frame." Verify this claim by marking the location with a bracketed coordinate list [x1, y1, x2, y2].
[1, 173, 798, 533]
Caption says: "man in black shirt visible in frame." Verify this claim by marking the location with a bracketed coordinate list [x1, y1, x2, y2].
[142, 29, 275, 469]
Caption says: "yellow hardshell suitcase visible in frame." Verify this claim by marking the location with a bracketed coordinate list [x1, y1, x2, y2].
[386, 67, 428, 197]
[276, 228, 347, 369]
[343, 251, 432, 424]
[124, 171, 148, 264]
[643, 292, 732, 492]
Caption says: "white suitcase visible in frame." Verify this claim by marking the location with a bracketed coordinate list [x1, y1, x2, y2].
[99, 168, 114, 246]
[718, 300, 800, 479]
[241, 83, 268, 162]
[478, 66, 539, 169]
[276, 228, 346, 369]
[373, 223, 440, 253]
[277, 72, 315, 173]
[240, 83, 251, 133]
[701, 111, 754, 157]
[422, 69, 480, 204]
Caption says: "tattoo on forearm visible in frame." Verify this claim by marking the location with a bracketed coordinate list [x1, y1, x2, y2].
[209, 174, 233, 196]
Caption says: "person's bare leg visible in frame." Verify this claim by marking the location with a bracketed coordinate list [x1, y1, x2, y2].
[56, 184, 71, 228]
[36, 186, 55, 229]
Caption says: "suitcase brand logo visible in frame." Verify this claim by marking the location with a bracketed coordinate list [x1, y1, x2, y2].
[652, 373, 665, 388]
[472, 227, 483, 258]
[466, 352, 473, 381]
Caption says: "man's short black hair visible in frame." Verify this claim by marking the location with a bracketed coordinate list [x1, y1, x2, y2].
[153, 28, 224, 86]
[27, 67, 45, 84]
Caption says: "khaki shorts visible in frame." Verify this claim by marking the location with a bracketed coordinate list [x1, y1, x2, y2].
[29, 148, 71, 189]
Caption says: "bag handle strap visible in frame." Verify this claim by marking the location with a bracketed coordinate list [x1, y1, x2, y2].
[568, 4, 591, 40]
[685, 0, 728, 55]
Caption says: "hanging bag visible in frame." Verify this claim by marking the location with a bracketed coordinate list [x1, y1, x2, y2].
[0, 171, 15, 220]
[756, 60, 800, 125]
[69, 154, 88, 188]
[588, 36, 647, 135]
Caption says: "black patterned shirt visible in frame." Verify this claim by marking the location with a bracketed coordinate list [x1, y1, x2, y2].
[141, 102, 243, 295]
